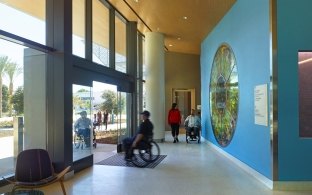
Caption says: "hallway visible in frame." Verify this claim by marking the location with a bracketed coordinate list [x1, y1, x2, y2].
[38, 132, 312, 195]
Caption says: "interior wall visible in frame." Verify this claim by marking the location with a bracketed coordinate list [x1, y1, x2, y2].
[165, 51, 201, 131]
[277, 0, 312, 180]
[201, 0, 272, 179]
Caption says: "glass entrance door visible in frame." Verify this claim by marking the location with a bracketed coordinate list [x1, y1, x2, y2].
[92, 81, 118, 146]
[72, 84, 93, 162]
[116, 91, 130, 152]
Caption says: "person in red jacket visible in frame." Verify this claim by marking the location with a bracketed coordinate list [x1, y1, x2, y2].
[168, 103, 182, 143]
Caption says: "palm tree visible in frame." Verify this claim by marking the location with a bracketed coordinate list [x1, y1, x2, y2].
[0, 55, 10, 117]
[5, 62, 22, 116]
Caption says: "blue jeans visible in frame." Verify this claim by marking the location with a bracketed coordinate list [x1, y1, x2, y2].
[78, 128, 91, 147]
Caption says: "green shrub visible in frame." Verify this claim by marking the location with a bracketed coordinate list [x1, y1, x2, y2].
[0, 120, 13, 128]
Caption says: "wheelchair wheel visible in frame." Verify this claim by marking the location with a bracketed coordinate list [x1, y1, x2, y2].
[186, 132, 189, 143]
[131, 149, 150, 168]
[74, 134, 84, 149]
[139, 140, 160, 162]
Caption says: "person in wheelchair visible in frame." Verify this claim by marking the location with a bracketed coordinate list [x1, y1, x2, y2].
[184, 109, 201, 141]
[123, 110, 154, 161]
[74, 110, 92, 148]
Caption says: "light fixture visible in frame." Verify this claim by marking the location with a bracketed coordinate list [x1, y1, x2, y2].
[183, 16, 188, 20]
[169, 44, 173, 47]
[299, 58, 312, 65]
[177, 37, 181, 40]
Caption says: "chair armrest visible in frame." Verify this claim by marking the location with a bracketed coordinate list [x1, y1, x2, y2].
[55, 166, 71, 180]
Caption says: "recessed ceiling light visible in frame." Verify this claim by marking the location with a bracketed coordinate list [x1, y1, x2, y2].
[177, 37, 181, 40]
[134, 0, 139, 2]
[169, 44, 173, 47]
[183, 16, 188, 20]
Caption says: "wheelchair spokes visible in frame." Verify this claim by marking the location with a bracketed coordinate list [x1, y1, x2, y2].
[74, 133, 84, 149]
[130, 151, 150, 168]
[128, 140, 161, 168]
[139, 141, 160, 162]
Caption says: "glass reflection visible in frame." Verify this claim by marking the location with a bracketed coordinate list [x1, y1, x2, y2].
[73, 84, 92, 161]
[210, 44, 239, 147]
[92, 0, 109, 66]
[73, 0, 85, 58]
[298, 51, 312, 137]
[115, 15, 127, 73]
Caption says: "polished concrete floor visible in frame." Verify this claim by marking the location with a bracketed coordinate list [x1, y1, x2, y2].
[14, 132, 312, 195]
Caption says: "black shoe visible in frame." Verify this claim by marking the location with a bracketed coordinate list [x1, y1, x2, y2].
[173, 139, 176, 143]
[176, 137, 179, 142]
[125, 155, 132, 161]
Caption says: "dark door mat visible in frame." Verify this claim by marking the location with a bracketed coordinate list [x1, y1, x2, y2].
[96, 153, 166, 168]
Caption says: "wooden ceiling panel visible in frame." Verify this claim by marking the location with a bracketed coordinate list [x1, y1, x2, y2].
[108, 0, 236, 54]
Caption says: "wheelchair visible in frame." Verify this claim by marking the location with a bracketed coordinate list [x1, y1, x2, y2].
[127, 139, 161, 168]
[74, 128, 92, 149]
[93, 127, 97, 148]
[185, 126, 201, 143]
[74, 130, 85, 149]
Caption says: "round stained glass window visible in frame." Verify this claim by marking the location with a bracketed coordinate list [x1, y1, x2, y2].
[209, 44, 239, 147]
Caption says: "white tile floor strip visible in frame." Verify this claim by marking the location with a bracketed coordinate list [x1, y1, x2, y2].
[36, 132, 312, 195]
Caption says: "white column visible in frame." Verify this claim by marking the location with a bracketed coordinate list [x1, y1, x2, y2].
[24, 49, 47, 149]
[145, 32, 165, 142]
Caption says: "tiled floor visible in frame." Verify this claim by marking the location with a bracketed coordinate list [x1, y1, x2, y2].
[10, 132, 312, 195]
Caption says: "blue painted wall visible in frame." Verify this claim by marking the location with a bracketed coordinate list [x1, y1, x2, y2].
[201, 0, 272, 179]
[277, 0, 312, 180]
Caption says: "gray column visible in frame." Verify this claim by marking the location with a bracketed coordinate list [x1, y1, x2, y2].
[126, 22, 138, 135]
[46, 0, 73, 172]
[145, 32, 165, 142]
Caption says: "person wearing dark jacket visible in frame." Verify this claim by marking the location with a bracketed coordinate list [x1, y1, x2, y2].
[168, 103, 181, 143]
[123, 110, 154, 160]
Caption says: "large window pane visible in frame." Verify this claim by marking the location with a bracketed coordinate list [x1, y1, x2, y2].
[73, 84, 93, 161]
[73, 0, 85, 58]
[142, 38, 147, 110]
[0, 1, 45, 44]
[117, 92, 129, 147]
[92, 81, 118, 146]
[92, 0, 109, 66]
[137, 33, 144, 125]
[115, 15, 127, 73]
[0, 38, 46, 177]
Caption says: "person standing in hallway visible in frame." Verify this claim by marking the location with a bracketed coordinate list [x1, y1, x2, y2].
[96, 110, 102, 130]
[103, 109, 109, 130]
[168, 103, 181, 143]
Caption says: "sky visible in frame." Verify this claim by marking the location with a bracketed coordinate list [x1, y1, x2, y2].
[0, 3, 43, 89]
[0, 3, 115, 91]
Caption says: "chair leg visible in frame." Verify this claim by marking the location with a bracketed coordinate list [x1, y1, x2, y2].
[60, 180, 66, 195]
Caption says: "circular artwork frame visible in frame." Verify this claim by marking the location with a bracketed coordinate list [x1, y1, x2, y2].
[209, 43, 239, 147]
